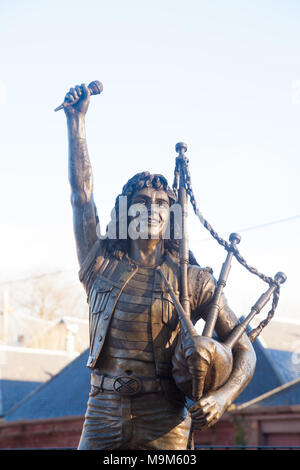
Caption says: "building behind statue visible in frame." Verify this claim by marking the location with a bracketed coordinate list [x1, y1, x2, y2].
[0, 319, 299, 449]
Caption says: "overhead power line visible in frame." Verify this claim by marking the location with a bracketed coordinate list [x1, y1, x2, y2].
[198, 214, 300, 243]
[0, 213, 299, 286]
[233, 214, 300, 234]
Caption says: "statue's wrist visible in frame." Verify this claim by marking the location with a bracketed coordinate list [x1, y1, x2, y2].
[213, 386, 234, 408]
[67, 113, 86, 139]
[66, 112, 85, 124]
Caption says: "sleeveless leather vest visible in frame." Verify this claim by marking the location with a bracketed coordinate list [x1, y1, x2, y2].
[104, 265, 156, 363]
[79, 241, 184, 402]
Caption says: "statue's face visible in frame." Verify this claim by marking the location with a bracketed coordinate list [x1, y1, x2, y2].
[129, 186, 170, 240]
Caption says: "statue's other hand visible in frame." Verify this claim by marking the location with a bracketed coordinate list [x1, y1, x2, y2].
[63, 83, 90, 117]
[182, 335, 214, 401]
[188, 391, 228, 430]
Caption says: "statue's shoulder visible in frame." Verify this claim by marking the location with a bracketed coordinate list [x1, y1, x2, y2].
[79, 239, 108, 283]
[188, 264, 215, 291]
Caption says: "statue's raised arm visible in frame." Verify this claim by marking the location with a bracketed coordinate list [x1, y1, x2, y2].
[64, 83, 99, 266]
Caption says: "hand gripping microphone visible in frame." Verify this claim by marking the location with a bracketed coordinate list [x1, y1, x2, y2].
[54, 80, 103, 112]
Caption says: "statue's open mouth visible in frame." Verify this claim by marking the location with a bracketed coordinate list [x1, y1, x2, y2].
[148, 217, 160, 225]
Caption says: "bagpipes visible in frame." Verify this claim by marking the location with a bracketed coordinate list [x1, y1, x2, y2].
[157, 142, 286, 402]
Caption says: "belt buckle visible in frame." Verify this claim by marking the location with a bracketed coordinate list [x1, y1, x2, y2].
[113, 375, 141, 396]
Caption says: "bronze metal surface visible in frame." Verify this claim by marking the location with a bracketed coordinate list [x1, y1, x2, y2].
[60, 80, 285, 449]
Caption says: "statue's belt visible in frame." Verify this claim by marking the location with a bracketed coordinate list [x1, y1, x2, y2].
[91, 373, 164, 396]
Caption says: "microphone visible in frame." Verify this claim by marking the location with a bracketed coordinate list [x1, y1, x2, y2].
[54, 80, 103, 112]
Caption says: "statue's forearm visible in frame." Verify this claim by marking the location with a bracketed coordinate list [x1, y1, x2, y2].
[218, 346, 256, 407]
[207, 292, 257, 407]
[67, 114, 93, 203]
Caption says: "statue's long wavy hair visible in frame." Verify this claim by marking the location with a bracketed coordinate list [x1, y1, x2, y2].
[101, 171, 198, 265]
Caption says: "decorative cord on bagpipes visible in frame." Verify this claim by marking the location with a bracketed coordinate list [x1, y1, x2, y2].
[172, 152, 286, 344]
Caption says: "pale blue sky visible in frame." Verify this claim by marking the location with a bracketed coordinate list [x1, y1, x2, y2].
[0, 0, 299, 321]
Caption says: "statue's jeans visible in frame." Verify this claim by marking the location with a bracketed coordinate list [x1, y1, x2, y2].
[78, 389, 191, 450]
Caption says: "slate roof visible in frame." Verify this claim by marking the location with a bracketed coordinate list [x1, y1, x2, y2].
[233, 318, 300, 407]
[4, 320, 300, 422]
[254, 318, 300, 384]
[0, 345, 78, 417]
[251, 380, 300, 407]
[1, 379, 41, 419]
[4, 349, 90, 422]
[266, 348, 300, 384]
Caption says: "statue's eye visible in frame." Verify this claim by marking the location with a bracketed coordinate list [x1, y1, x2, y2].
[133, 199, 147, 205]
[158, 201, 169, 208]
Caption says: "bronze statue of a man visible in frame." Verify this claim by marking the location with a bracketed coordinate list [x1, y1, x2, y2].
[63, 83, 256, 450]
